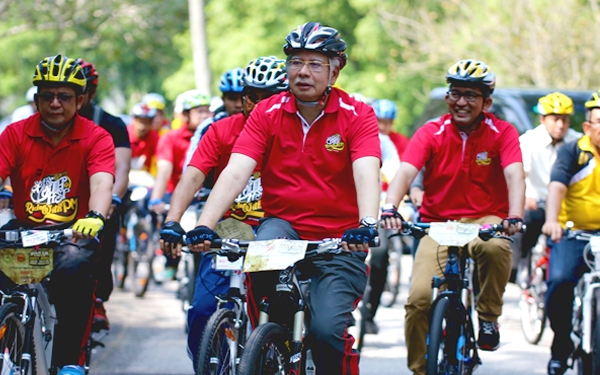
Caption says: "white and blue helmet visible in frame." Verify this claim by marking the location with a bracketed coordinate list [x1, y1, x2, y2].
[372, 99, 397, 120]
[218, 68, 244, 94]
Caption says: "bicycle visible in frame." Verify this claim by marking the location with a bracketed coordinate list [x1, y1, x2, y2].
[0, 228, 104, 375]
[563, 227, 600, 374]
[232, 236, 377, 375]
[398, 221, 514, 375]
[519, 233, 549, 345]
[195, 240, 251, 375]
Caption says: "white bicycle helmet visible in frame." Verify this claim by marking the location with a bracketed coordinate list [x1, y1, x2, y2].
[243, 56, 288, 92]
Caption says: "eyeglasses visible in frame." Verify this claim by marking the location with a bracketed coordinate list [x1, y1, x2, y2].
[244, 91, 275, 104]
[39, 92, 74, 104]
[447, 90, 483, 103]
[287, 59, 330, 73]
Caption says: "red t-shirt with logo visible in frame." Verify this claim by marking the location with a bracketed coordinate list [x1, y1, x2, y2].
[188, 113, 263, 225]
[0, 113, 115, 226]
[232, 88, 381, 240]
[156, 126, 193, 193]
[403, 112, 522, 222]
[127, 124, 159, 171]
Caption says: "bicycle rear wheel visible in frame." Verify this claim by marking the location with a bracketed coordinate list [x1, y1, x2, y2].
[238, 322, 290, 375]
[0, 303, 27, 375]
[381, 246, 401, 308]
[196, 308, 246, 375]
[129, 247, 151, 298]
[519, 282, 546, 344]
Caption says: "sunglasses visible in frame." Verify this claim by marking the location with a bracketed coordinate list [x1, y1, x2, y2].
[38, 92, 75, 104]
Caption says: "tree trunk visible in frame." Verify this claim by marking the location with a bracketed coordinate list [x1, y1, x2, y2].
[188, 0, 211, 94]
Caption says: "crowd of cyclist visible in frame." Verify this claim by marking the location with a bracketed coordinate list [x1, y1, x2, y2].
[0, 19, 598, 375]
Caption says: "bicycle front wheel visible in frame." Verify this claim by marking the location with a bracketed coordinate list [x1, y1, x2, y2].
[426, 297, 453, 375]
[238, 322, 290, 375]
[0, 303, 27, 375]
[196, 308, 246, 375]
[591, 287, 600, 374]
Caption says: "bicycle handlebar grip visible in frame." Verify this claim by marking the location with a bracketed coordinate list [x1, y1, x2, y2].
[63, 229, 74, 238]
[369, 236, 380, 248]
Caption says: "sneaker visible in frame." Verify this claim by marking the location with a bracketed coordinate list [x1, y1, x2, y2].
[58, 365, 86, 375]
[477, 319, 500, 351]
[547, 359, 567, 375]
[92, 298, 110, 331]
[364, 319, 379, 335]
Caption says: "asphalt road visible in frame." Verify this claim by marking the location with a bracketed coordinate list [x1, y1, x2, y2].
[90, 255, 558, 375]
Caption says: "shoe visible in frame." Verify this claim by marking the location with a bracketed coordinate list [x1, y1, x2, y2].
[364, 319, 379, 335]
[477, 319, 500, 351]
[92, 298, 110, 331]
[547, 359, 567, 375]
[58, 365, 86, 375]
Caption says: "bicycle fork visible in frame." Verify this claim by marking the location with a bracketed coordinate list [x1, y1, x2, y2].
[581, 274, 600, 353]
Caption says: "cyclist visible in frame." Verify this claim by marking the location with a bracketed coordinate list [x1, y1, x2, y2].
[381, 59, 525, 375]
[184, 22, 380, 375]
[128, 102, 160, 172]
[76, 58, 131, 331]
[372, 98, 410, 158]
[149, 90, 211, 215]
[184, 67, 245, 167]
[543, 90, 600, 375]
[141, 92, 170, 133]
[0, 55, 115, 375]
[9, 86, 38, 124]
[159, 55, 288, 370]
[515, 92, 582, 286]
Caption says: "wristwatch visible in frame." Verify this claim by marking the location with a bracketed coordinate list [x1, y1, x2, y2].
[359, 216, 378, 228]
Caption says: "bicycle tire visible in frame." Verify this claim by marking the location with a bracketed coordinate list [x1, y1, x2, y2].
[238, 322, 290, 375]
[381, 248, 401, 308]
[112, 244, 128, 289]
[592, 287, 600, 374]
[519, 283, 546, 344]
[196, 308, 246, 375]
[0, 303, 28, 374]
[130, 248, 151, 298]
[426, 297, 453, 375]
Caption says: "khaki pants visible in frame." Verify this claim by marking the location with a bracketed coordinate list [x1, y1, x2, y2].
[405, 216, 512, 375]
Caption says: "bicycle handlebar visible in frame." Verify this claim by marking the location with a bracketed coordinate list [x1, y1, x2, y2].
[0, 229, 73, 247]
[393, 222, 523, 242]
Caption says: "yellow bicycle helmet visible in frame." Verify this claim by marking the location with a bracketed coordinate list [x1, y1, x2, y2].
[32, 55, 87, 92]
[585, 90, 600, 109]
[446, 59, 496, 95]
[536, 92, 574, 115]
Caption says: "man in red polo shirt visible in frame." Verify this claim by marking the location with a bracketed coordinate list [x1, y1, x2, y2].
[382, 59, 525, 375]
[149, 90, 211, 213]
[184, 22, 380, 375]
[0, 55, 114, 375]
[159, 56, 288, 371]
[128, 102, 160, 172]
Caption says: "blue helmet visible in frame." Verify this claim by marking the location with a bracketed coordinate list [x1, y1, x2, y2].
[218, 68, 244, 93]
[372, 99, 397, 120]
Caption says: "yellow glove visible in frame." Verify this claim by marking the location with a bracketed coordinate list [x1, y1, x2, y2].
[73, 211, 105, 237]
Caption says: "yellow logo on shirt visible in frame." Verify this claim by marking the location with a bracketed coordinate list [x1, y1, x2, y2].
[24, 172, 79, 223]
[475, 151, 491, 166]
[325, 134, 345, 152]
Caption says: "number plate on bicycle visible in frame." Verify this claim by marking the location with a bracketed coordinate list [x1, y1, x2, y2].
[428, 222, 480, 247]
[243, 239, 308, 272]
[591, 236, 600, 253]
[0, 248, 54, 284]
[214, 255, 244, 271]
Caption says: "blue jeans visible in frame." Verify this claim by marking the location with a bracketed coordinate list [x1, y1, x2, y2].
[186, 254, 230, 370]
[545, 236, 590, 361]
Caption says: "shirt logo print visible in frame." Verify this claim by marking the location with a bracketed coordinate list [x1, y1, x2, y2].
[325, 134, 345, 152]
[475, 151, 491, 166]
[24, 172, 79, 223]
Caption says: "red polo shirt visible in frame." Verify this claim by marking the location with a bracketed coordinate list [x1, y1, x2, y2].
[188, 113, 263, 225]
[127, 124, 159, 171]
[0, 113, 115, 226]
[156, 126, 193, 193]
[232, 88, 381, 240]
[389, 131, 410, 159]
[403, 112, 522, 222]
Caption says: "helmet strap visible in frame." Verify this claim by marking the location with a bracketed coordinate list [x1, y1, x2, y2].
[40, 114, 76, 135]
[294, 57, 333, 108]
